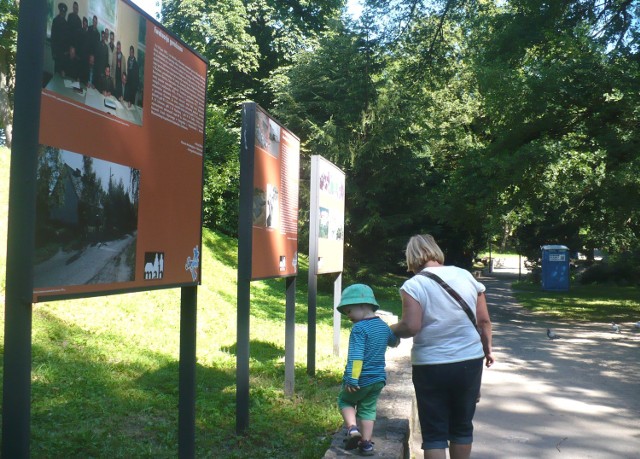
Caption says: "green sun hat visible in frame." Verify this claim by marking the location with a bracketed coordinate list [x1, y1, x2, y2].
[336, 284, 380, 314]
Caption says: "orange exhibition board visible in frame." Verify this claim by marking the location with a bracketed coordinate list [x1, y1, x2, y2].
[33, 0, 207, 301]
[241, 104, 300, 280]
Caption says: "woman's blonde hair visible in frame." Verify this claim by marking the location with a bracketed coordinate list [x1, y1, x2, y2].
[405, 234, 445, 272]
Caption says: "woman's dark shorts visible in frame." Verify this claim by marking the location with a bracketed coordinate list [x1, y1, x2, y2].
[412, 358, 483, 450]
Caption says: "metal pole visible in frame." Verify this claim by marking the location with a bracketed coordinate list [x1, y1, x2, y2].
[178, 286, 197, 459]
[236, 103, 255, 434]
[332, 273, 342, 356]
[307, 156, 319, 376]
[2, 0, 47, 456]
[236, 276, 251, 434]
[489, 241, 493, 273]
[284, 277, 296, 397]
[519, 254, 522, 281]
[306, 272, 317, 376]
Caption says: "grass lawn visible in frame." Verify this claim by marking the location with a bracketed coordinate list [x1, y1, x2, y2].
[511, 279, 640, 322]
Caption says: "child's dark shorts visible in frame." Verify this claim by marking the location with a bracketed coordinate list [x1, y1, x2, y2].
[337, 381, 385, 421]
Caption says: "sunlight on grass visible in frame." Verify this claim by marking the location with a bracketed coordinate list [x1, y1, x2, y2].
[1, 236, 348, 457]
[512, 281, 640, 322]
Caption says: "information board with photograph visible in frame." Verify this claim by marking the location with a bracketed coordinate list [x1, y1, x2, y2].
[242, 103, 300, 279]
[34, 0, 207, 301]
[310, 156, 345, 275]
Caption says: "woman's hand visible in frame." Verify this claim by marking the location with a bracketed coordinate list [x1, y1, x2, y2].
[484, 352, 495, 368]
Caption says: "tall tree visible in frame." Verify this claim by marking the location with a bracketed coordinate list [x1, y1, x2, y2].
[162, 0, 260, 108]
[161, 0, 344, 237]
[35, 145, 64, 246]
[468, 0, 640, 256]
[201, 105, 241, 234]
[162, 0, 343, 109]
[79, 155, 104, 237]
[271, 18, 448, 271]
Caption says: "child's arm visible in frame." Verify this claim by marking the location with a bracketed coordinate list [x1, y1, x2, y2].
[388, 331, 400, 348]
[349, 360, 363, 386]
[476, 292, 494, 368]
[344, 328, 365, 390]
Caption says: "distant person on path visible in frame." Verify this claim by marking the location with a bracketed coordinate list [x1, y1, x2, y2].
[390, 234, 494, 459]
[336, 284, 400, 456]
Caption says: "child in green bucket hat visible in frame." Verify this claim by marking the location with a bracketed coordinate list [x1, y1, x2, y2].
[336, 284, 400, 455]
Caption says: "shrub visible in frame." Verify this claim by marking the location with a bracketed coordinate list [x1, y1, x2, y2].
[579, 252, 640, 286]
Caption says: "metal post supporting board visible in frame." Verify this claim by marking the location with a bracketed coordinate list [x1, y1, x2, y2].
[333, 273, 342, 356]
[2, 0, 47, 456]
[178, 286, 198, 458]
[284, 277, 296, 397]
[236, 103, 255, 434]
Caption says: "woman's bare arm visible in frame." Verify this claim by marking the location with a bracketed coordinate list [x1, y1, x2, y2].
[390, 290, 423, 338]
[476, 292, 494, 367]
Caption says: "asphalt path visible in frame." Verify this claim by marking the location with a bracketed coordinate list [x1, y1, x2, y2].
[33, 234, 136, 288]
[471, 272, 640, 459]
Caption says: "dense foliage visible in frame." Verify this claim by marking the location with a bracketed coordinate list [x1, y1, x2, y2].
[3, 0, 639, 275]
[269, 0, 639, 271]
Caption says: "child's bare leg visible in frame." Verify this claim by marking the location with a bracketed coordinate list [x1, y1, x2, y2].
[360, 419, 374, 441]
[340, 407, 358, 429]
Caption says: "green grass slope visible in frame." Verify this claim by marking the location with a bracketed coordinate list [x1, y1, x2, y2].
[0, 147, 384, 458]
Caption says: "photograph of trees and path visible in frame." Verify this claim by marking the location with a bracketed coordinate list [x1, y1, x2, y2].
[34, 146, 139, 288]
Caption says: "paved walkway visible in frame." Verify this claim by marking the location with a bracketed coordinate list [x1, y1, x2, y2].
[325, 272, 640, 458]
[473, 273, 640, 458]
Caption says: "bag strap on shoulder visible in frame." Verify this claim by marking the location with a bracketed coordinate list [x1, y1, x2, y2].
[416, 270, 480, 334]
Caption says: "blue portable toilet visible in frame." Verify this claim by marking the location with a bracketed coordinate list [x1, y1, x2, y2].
[541, 245, 570, 291]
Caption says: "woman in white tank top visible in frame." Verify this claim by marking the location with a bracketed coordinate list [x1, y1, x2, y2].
[391, 234, 494, 459]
